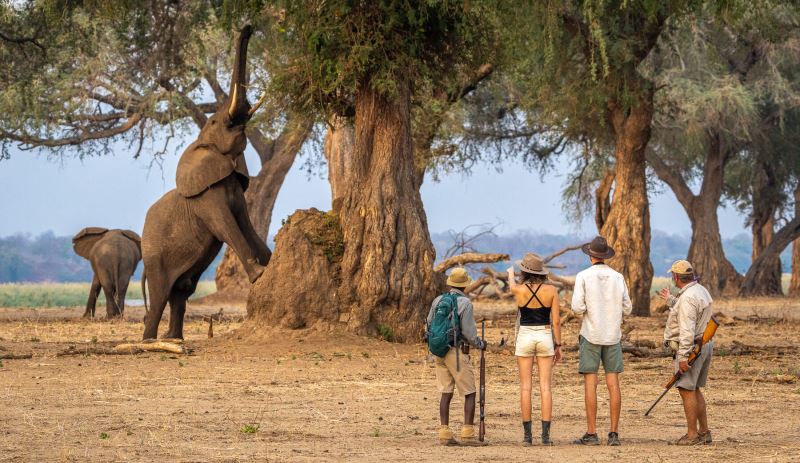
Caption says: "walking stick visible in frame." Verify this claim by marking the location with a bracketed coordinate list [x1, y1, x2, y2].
[478, 320, 486, 442]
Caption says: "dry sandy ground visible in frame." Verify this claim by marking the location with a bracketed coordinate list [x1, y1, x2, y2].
[1, 299, 799, 462]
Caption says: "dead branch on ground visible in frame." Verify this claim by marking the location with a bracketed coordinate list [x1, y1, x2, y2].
[434, 252, 509, 273]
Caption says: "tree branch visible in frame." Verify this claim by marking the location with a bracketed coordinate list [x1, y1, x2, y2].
[434, 252, 509, 273]
[646, 149, 695, 211]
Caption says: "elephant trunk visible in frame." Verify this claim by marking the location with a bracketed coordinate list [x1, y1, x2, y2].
[227, 25, 253, 123]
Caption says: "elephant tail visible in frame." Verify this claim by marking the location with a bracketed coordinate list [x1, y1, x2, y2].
[141, 269, 149, 314]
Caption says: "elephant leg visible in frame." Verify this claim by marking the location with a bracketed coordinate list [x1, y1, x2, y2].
[239, 209, 271, 266]
[84, 275, 101, 318]
[165, 292, 188, 340]
[142, 274, 170, 340]
[195, 189, 265, 283]
[102, 285, 120, 319]
[117, 279, 129, 317]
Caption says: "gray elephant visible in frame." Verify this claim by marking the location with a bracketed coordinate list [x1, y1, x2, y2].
[141, 25, 270, 340]
[73, 227, 141, 318]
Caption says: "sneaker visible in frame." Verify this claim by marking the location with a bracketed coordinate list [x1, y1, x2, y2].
[607, 432, 620, 446]
[438, 425, 457, 446]
[699, 430, 712, 444]
[574, 433, 600, 445]
[673, 434, 703, 446]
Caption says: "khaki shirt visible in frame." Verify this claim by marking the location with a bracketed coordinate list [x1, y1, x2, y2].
[663, 281, 713, 361]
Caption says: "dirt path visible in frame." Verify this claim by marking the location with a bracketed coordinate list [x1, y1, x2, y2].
[0, 300, 799, 462]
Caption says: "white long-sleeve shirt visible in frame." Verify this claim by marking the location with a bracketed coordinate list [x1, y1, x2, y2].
[571, 263, 633, 345]
[663, 281, 713, 361]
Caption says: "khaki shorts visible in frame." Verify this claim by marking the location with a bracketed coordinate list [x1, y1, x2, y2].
[578, 335, 624, 374]
[674, 341, 713, 391]
[434, 347, 476, 396]
[515, 326, 555, 357]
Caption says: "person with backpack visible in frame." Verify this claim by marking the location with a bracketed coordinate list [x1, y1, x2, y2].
[507, 254, 562, 446]
[426, 267, 487, 446]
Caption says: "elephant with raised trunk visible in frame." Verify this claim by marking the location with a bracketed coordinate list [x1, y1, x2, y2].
[73, 227, 141, 319]
[141, 25, 270, 340]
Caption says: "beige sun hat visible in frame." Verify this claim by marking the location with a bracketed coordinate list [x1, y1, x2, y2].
[518, 253, 549, 275]
[446, 267, 472, 288]
[668, 259, 694, 275]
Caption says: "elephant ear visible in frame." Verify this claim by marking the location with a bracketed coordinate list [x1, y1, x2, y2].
[72, 227, 109, 259]
[176, 143, 250, 198]
[119, 229, 141, 254]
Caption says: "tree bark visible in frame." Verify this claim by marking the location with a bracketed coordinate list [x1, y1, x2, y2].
[647, 132, 742, 296]
[747, 161, 783, 296]
[335, 81, 440, 339]
[595, 169, 615, 233]
[601, 93, 655, 316]
[323, 116, 356, 213]
[213, 116, 313, 298]
[790, 237, 800, 297]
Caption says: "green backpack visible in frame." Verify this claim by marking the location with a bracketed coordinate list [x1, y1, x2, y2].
[427, 293, 461, 357]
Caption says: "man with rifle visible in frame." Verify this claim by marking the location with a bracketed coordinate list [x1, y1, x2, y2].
[426, 267, 487, 446]
[658, 260, 715, 445]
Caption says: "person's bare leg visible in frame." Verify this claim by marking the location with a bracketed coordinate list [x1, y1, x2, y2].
[440, 393, 453, 425]
[464, 392, 476, 425]
[696, 388, 708, 434]
[583, 373, 598, 434]
[678, 387, 699, 438]
[606, 372, 621, 433]
[536, 355, 553, 421]
[517, 356, 534, 421]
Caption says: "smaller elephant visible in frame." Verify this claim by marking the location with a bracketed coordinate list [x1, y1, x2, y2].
[73, 227, 141, 318]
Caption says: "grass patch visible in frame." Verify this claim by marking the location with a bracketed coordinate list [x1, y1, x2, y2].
[377, 324, 395, 342]
[241, 424, 259, 434]
[99, 432, 109, 440]
[0, 281, 216, 308]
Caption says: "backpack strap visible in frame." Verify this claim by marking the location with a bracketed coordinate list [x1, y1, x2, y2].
[522, 284, 546, 308]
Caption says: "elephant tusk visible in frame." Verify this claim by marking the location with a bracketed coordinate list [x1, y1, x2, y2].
[248, 92, 268, 117]
[228, 83, 239, 118]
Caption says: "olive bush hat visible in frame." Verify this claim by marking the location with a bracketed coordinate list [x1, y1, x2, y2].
[446, 267, 472, 288]
[581, 236, 615, 259]
[518, 253, 549, 275]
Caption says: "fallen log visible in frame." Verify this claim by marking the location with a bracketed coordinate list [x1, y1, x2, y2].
[0, 353, 33, 360]
[57, 341, 185, 356]
[434, 253, 509, 273]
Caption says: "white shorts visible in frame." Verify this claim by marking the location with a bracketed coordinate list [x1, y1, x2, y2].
[515, 326, 555, 357]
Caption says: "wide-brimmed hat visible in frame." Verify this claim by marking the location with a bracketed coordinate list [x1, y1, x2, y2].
[668, 259, 694, 275]
[518, 253, 549, 275]
[446, 267, 472, 288]
[582, 236, 615, 259]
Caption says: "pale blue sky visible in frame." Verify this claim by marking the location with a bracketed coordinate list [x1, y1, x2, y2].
[0, 136, 748, 239]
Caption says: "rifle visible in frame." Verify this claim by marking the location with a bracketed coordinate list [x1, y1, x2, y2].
[645, 316, 719, 416]
[478, 320, 486, 442]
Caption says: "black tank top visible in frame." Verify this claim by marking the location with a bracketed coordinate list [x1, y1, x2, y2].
[518, 284, 551, 326]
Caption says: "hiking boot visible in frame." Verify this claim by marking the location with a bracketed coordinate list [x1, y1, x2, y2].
[438, 425, 457, 446]
[541, 421, 553, 446]
[607, 432, 620, 446]
[459, 425, 487, 446]
[574, 433, 600, 445]
[699, 430, 712, 444]
[673, 434, 703, 446]
[522, 421, 533, 446]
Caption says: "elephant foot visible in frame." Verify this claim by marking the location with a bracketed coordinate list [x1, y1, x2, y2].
[246, 262, 266, 283]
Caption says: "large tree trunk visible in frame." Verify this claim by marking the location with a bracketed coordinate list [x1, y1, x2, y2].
[335, 82, 440, 339]
[648, 133, 742, 296]
[248, 82, 441, 341]
[213, 117, 313, 298]
[749, 198, 783, 296]
[790, 237, 800, 297]
[601, 94, 654, 316]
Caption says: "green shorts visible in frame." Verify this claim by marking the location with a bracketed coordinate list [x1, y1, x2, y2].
[578, 335, 624, 374]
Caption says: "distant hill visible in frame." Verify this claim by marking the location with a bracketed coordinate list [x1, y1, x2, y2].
[0, 230, 789, 283]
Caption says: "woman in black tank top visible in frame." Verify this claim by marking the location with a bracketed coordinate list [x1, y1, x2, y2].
[507, 253, 562, 445]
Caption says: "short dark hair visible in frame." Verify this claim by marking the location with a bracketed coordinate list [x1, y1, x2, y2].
[520, 271, 547, 284]
[676, 272, 695, 283]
